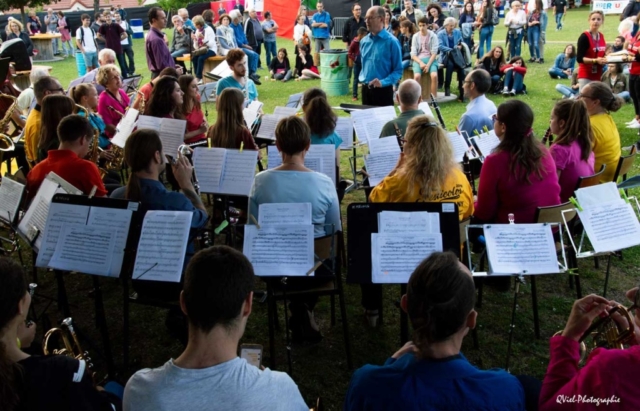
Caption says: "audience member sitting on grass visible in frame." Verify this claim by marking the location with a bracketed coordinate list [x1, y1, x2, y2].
[501, 56, 527, 96]
[556, 70, 579, 99]
[601, 62, 630, 103]
[476, 46, 506, 94]
[345, 252, 531, 411]
[295, 45, 320, 81]
[548, 44, 576, 79]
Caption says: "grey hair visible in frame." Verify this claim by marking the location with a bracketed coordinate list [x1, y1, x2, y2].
[29, 67, 50, 85]
[444, 17, 457, 27]
[398, 79, 422, 106]
[229, 9, 242, 20]
[99, 48, 116, 62]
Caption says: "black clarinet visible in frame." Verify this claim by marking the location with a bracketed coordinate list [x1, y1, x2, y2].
[541, 127, 553, 146]
[463, 152, 477, 196]
[393, 122, 404, 152]
[430, 93, 446, 130]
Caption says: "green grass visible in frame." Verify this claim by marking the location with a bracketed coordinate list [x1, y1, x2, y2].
[18, 8, 640, 410]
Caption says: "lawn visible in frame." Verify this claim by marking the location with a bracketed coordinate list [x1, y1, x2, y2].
[17, 7, 640, 410]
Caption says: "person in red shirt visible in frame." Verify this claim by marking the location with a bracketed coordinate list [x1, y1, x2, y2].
[576, 10, 607, 92]
[625, 29, 640, 130]
[501, 56, 528, 95]
[539, 287, 640, 410]
[132, 67, 179, 111]
[26, 114, 107, 202]
[178, 74, 208, 147]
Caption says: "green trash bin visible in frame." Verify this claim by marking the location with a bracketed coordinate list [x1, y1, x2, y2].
[319, 49, 349, 97]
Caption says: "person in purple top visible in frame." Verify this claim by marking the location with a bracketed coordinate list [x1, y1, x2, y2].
[146, 7, 183, 79]
[549, 99, 595, 202]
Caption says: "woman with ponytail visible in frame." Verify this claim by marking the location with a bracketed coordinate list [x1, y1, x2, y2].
[0, 258, 117, 410]
[549, 99, 595, 202]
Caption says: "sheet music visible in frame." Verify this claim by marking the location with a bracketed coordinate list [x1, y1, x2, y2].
[256, 114, 285, 140]
[49, 225, 116, 277]
[285, 93, 303, 109]
[335, 117, 354, 149]
[578, 201, 640, 253]
[67, 76, 85, 94]
[470, 131, 500, 161]
[193, 147, 226, 193]
[576, 182, 623, 208]
[368, 137, 401, 156]
[112, 108, 139, 149]
[371, 233, 443, 283]
[133, 211, 193, 283]
[351, 106, 396, 143]
[484, 224, 559, 275]
[211, 60, 233, 78]
[0, 177, 24, 223]
[417, 101, 434, 118]
[35, 202, 90, 268]
[447, 131, 474, 163]
[267, 147, 323, 173]
[18, 179, 64, 251]
[258, 203, 312, 226]
[364, 152, 400, 187]
[267, 145, 334, 184]
[273, 106, 297, 116]
[87, 207, 133, 277]
[198, 83, 217, 103]
[137, 115, 186, 158]
[243, 100, 263, 127]
[243, 225, 314, 276]
[219, 150, 259, 196]
[378, 211, 440, 234]
[46, 172, 81, 195]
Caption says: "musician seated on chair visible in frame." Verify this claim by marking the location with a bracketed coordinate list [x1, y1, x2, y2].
[16, 66, 49, 116]
[458, 69, 497, 139]
[123, 246, 308, 411]
[27, 114, 107, 202]
[345, 251, 528, 411]
[248, 116, 341, 344]
[23, 76, 65, 167]
[379, 79, 425, 139]
[215, 48, 259, 102]
[539, 288, 640, 410]
[132, 67, 179, 111]
[111, 129, 208, 301]
[83, 48, 117, 95]
[0, 258, 121, 411]
[301, 87, 341, 175]
[96, 64, 130, 141]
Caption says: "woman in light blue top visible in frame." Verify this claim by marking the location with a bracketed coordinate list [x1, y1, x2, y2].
[249, 116, 341, 343]
[302, 88, 342, 178]
[548, 44, 576, 79]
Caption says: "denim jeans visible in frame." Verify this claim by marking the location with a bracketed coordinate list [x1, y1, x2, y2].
[491, 74, 502, 90]
[555, 84, 578, 98]
[255, 39, 263, 67]
[556, 13, 564, 29]
[508, 29, 524, 59]
[116, 53, 128, 78]
[122, 44, 135, 74]
[242, 47, 259, 75]
[548, 67, 568, 79]
[479, 25, 493, 59]
[527, 26, 540, 60]
[504, 70, 524, 93]
[264, 40, 277, 67]
[353, 61, 362, 97]
[171, 48, 190, 58]
[194, 49, 216, 79]
[273, 69, 292, 81]
[314, 37, 330, 53]
[618, 91, 631, 103]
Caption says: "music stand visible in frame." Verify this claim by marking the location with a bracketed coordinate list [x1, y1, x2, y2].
[347, 202, 461, 344]
[198, 82, 217, 117]
[121, 74, 142, 94]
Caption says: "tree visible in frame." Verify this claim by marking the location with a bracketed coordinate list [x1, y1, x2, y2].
[0, 0, 53, 26]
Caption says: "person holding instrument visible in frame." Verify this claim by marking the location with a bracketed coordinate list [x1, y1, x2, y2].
[133, 67, 179, 111]
[539, 288, 640, 410]
[345, 252, 528, 410]
[576, 11, 607, 92]
[179, 75, 208, 147]
[0, 258, 120, 411]
[111, 129, 208, 301]
[71, 84, 114, 152]
[36, 95, 76, 162]
[249, 116, 340, 343]
[97, 64, 130, 140]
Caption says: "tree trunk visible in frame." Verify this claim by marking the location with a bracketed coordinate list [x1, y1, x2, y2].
[94, 0, 100, 15]
[20, 6, 26, 28]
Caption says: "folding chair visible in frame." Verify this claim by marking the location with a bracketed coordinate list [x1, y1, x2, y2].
[575, 164, 605, 190]
[613, 151, 637, 193]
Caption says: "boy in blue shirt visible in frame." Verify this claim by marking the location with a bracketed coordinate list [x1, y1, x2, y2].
[311, 1, 332, 64]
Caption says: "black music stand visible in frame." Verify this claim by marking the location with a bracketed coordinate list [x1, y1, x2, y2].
[121, 75, 142, 94]
[338, 103, 377, 194]
[347, 202, 461, 345]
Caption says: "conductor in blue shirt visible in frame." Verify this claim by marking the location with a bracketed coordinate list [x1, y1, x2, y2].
[359, 6, 403, 107]
[344, 251, 529, 411]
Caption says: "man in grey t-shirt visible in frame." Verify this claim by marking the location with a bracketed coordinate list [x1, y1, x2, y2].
[123, 246, 308, 411]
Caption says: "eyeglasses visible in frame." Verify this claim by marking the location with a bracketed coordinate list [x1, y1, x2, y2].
[491, 114, 501, 123]
[578, 94, 594, 100]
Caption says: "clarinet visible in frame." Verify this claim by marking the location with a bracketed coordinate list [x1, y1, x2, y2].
[463, 152, 477, 196]
[541, 127, 553, 146]
[393, 122, 404, 152]
[430, 93, 446, 130]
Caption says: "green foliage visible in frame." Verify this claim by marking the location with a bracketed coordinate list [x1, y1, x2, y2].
[0, 0, 52, 25]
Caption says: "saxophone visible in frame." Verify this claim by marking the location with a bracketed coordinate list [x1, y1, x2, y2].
[104, 105, 128, 172]
[0, 94, 18, 152]
[75, 104, 108, 177]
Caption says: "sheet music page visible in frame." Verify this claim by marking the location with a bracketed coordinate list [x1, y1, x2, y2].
[219, 150, 259, 196]
[132, 211, 193, 283]
[193, 147, 226, 193]
[368, 137, 401, 156]
[371, 233, 443, 283]
[576, 182, 623, 208]
[35, 201, 90, 268]
[304, 157, 323, 174]
[351, 106, 396, 143]
[158, 118, 187, 158]
[258, 203, 312, 226]
[417, 101, 434, 118]
[18, 179, 64, 251]
[136, 114, 161, 131]
[267, 146, 322, 174]
[378, 211, 438, 234]
[305, 145, 336, 185]
[49, 225, 116, 277]
[0, 177, 24, 223]
[335, 117, 354, 149]
[578, 201, 640, 253]
[112, 108, 139, 149]
[46, 172, 81, 195]
[211, 60, 233, 77]
[243, 225, 314, 276]
[87, 207, 133, 277]
[447, 131, 473, 163]
[243, 100, 263, 127]
[273, 106, 297, 116]
[484, 224, 559, 275]
[267, 145, 280, 169]
[470, 132, 500, 160]
[364, 152, 400, 187]
[256, 114, 284, 140]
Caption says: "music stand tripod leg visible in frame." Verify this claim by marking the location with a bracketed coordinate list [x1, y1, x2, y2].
[531, 276, 540, 339]
[400, 284, 409, 346]
[54, 270, 71, 318]
[603, 253, 613, 298]
[281, 277, 293, 376]
[505, 275, 524, 372]
[92, 276, 116, 378]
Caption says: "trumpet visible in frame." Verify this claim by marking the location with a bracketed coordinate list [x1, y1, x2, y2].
[0, 94, 18, 153]
[43, 317, 96, 382]
[179, 144, 200, 194]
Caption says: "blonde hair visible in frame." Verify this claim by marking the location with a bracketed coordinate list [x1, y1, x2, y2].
[397, 115, 459, 199]
[9, 20, 23, 32]
[96, 64, 121, 87]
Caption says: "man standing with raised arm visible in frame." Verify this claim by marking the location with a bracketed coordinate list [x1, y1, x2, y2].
[359, 6, 403, 107]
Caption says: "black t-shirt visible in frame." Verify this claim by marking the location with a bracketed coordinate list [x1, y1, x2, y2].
[555, 0, 568, 14]
[17, 355, 115, 411]
[622, 1, 640, 19]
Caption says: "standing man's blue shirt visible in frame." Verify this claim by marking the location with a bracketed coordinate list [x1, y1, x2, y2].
[231, 22, 248, 47]
[458, 94, 497, 139]
[359, 29, 403, 88]
[311, 11, 332, 39]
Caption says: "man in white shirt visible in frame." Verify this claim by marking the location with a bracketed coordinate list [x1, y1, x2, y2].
[76, 14, 99, 71]
[115, 13, 135, 77]
[458, 69, 497, 139]
[123, 246, 309, 411]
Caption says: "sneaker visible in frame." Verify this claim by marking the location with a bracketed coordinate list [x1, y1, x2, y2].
[509, 89, 516, 96]
[352, 96, 358, 101]
[502, 88, 509, 95]
[626, 119, 639, 125]
[539, 58, 544, 64]
[627, 121, 640, 129]
[197, 79, 203, 85]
